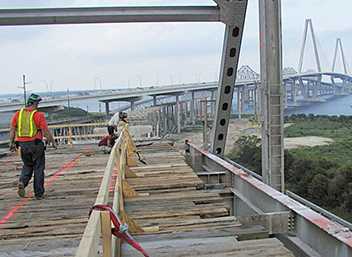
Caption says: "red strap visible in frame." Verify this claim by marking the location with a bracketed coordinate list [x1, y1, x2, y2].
[90, 204, 150, 257]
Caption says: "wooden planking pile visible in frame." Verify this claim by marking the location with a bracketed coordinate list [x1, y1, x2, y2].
[121, 143, 294, 257]
[0, 145, 109, 257]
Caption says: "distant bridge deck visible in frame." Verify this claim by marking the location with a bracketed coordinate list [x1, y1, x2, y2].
[0, 143, 295, 257]
[1, 70, 351, 113]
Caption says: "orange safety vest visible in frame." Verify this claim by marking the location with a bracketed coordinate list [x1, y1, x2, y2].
[17, 108, 38, 137]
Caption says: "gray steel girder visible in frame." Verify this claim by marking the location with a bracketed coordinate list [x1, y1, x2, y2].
[0, 6, 220, 26]
[210, 0, 248, 155]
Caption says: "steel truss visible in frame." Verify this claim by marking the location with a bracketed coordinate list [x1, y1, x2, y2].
[0, 1, 249, 159]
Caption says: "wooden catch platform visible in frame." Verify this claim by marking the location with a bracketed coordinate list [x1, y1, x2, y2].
[0, 145, 109, 257]
[0, 142, 294, 257]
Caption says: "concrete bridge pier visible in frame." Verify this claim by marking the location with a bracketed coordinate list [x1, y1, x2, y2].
[256, 85, 262, 121]
[163, 106, 168, 134]
[190, 91, 196, 126]
[130, 101, 136, 111]
[104, 102, 110, 117]
[291, 80, 297, 104]
[175, 94, 182, 134]
[240, 87, 245, 117]
[153, 95, 157, 106]
[210, 89, 216, 114]
[156, 110, 161, 137]
[312, 81, 319, 99]
[236, 88, 241, 119]
[343, 79, 351, 94]
[253, 84, 259, 117]
[303, 81, 310, 99]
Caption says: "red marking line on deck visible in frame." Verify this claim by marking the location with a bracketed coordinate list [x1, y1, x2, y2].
[0, 154, 81, 225]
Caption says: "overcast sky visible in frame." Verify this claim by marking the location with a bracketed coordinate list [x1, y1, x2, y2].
[0, 0, 351, 93]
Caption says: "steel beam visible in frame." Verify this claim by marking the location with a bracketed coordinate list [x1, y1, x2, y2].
[0, 6, 220, 26]
[187, 142, 352, 257]
[210, 0, 248, 155]
[259, 0, 284, 192]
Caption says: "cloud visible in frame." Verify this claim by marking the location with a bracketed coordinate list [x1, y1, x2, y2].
[0, 0, 351, 93]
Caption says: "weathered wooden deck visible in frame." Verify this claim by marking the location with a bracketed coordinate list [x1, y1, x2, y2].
[0, 145, 109, 257]
[0, 143, 294, 257]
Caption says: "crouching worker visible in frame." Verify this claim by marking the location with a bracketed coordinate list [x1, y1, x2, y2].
[9, 93, 57, 200]
[99, 112, 128, 153]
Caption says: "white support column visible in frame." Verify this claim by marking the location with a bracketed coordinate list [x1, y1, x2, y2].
[176, 95, 181, 134]
[332, 38, 348, 74]
[240, 87, 245, 115]
[190, 91, 196, 125]
[254, 85, 257, 116]
[105, 102, 110, 117]
[298, 19, 321, 73]
[130, 101, 135, 111]
[237, 88, 241, 119]
[163, 106, 168, 134]
[210, 90, 216, 113]
[259, 0, 284, 192]
[291, 79, 296, 104]
[210, 0, 248, 156]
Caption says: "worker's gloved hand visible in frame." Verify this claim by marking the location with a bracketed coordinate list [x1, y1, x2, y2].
[9, 142, 16, 152]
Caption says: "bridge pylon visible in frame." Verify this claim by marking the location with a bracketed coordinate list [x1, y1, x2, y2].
[298, 19, 322, 73]
[332, 38, 348, 74]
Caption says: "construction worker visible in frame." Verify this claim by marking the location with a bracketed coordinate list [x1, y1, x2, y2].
[107, 111, 128, 138]
[99, 112, 128, 152]
[116, 111, 129, 135]
[9, 93, 56, 200]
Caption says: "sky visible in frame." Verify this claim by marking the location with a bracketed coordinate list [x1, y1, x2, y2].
[0, 0, 351, 93]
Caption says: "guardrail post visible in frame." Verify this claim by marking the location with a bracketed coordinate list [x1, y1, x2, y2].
[68, 127, 73, 146]
[100, 211, 112, 257]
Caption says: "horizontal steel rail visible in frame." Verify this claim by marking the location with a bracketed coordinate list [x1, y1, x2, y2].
[0, 6, 220, 26]
[224, 157, 352, 231]
[187, 142, 352, 257]
[286, 191, 352, 231]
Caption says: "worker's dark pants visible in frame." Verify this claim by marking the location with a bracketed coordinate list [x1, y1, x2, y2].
[18, 141, 45, 197]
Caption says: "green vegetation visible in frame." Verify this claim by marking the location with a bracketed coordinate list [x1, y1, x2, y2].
[46, 107, 105, 122]
[228, 114, 352, 221]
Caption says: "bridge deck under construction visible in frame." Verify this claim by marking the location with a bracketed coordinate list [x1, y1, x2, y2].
[0, 143, 294, 257]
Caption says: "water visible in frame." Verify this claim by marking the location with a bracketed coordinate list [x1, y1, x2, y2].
[231, 94, 352, 116]
[285, 95, 352, 116]
[64, 93, 352, 116]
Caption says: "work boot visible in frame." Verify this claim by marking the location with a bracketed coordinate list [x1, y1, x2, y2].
[35, 195, 45, 200]
[17, 182, 25, 198]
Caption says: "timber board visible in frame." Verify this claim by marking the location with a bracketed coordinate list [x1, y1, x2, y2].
[0, 142, 294, 257]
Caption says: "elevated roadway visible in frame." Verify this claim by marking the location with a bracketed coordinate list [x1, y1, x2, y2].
[1, 71, 350, 113]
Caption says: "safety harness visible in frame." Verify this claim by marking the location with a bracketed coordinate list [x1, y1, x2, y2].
[90, 204, 150, 257]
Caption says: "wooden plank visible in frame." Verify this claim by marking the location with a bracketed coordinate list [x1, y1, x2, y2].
[101, 211, 112, 257]
[75, 142, 120, 257]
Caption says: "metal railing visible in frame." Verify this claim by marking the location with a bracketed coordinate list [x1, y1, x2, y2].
[224, 157, 352, 230]
[187, 142, 352, 257]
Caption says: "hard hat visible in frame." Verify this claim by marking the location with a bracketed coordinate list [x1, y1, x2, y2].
[27, 93, 42, 105]
[119, 112, 128, 120]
